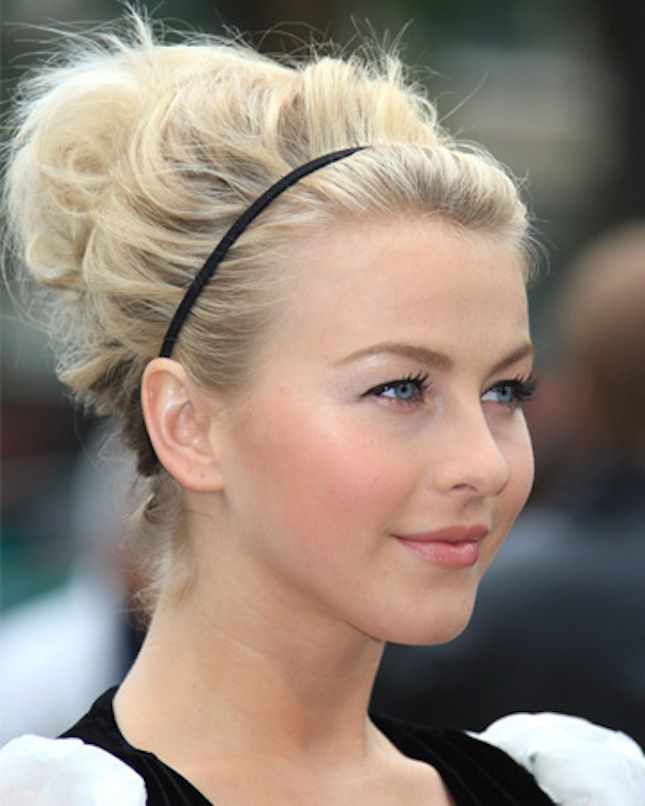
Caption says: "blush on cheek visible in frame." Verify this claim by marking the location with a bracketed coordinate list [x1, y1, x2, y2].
[308, 445, 402, 510]
[235, 405, 410, 545]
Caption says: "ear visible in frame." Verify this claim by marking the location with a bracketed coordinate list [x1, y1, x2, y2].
[141, 358, 224, 492]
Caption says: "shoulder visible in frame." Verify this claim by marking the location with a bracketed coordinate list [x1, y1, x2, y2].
[0, 688, 149, 806]
[0, 733, 146, 805]
[60, 687, 210, 804]
[375, 710, 645, 805]
[373, 712, 555, 804]
[473, 712, 645, 805]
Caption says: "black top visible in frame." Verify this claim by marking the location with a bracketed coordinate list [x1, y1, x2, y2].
[62, 689, 553, 805]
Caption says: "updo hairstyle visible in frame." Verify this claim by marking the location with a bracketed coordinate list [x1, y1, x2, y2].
[2, 13, 531, 615]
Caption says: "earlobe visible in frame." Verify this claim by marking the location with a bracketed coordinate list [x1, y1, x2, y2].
[141, 358, 224, 492]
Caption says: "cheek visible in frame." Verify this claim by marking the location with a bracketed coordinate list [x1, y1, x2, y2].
[502, 419, 535, 519]
[478, 420, 533, 576]
[226, 399, 415, 545]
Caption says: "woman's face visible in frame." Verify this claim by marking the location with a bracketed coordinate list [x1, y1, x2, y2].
[212, 218, 534, 645]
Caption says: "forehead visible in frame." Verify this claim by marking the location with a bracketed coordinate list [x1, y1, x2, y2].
[270, 217, 529, 358]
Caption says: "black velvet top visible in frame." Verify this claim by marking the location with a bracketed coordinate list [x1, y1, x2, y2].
[62, 689, 554, 805]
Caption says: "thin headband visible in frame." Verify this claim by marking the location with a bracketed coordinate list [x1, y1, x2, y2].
[159, 146, 366, 358]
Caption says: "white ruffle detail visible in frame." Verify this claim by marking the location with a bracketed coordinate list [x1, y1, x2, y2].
[474, 712, 645, 805]
[0, 735, 146, 805]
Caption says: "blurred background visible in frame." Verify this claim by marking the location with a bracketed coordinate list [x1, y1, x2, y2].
[2, 1, 644, 746]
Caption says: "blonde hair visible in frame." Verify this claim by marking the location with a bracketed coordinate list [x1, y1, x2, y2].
[3, 13, 532, 616]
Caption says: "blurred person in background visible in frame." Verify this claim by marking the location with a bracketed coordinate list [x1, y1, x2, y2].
[372, 222, 645, 750]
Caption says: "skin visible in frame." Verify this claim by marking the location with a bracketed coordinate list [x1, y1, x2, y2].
[116, 217, 534, 805]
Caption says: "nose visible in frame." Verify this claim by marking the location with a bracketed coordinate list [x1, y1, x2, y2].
[431, 407, 511, 498]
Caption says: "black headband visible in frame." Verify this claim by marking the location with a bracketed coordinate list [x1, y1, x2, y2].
[159, 146, 366, 358]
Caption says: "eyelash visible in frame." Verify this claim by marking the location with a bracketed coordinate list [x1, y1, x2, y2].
[362, 373, 538, 408]
[484, 375, 538, 408]
[362, 372, 431, 404]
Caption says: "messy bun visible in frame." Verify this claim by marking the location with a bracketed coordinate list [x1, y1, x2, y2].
[3, 13, 530, 615]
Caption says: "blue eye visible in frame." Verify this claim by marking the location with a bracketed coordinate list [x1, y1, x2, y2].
[382, 381, 418, 400]
[483, 376, 537, 408]
[363, 373, 430, 403]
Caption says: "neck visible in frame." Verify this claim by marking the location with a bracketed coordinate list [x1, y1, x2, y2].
[116, 574, 385, 767]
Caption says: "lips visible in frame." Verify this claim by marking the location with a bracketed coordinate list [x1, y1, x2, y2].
[391, 524, 489, 568]
[394, 525, 489, 544]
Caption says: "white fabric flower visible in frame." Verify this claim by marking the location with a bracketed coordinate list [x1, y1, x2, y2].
[0, 735, 146, 806]
[475, 712, 645, 805]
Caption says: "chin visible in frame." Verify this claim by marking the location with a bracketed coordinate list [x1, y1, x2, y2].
[372, 596, 477, 647]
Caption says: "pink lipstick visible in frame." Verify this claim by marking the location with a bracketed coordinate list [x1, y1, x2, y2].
[392, 525, 488, 568]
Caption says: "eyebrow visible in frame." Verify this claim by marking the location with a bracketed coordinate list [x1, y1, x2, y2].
[336, 341, 534, 375]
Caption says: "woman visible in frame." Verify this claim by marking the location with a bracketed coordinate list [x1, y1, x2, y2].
[1, 13, 643, 805]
